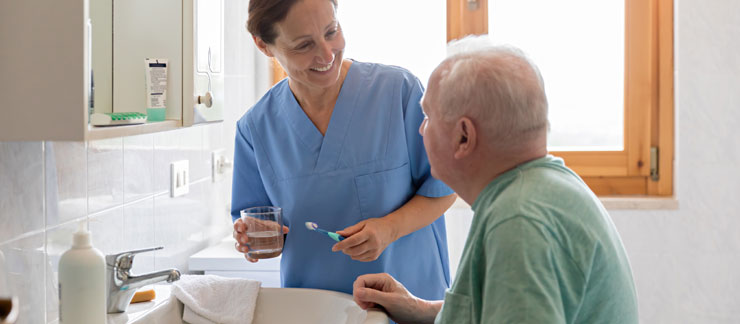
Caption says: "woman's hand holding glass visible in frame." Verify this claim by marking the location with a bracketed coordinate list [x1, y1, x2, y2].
[233, 217, 290, 263]
[332, 218, 398, 262]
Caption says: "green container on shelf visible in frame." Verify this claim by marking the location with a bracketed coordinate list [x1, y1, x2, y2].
[146, 108, 166, 122]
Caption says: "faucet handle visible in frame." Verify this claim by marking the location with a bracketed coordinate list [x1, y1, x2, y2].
[106, 246, 163, 270]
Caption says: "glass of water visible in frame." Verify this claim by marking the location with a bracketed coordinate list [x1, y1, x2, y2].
[240, 206, 284, 259]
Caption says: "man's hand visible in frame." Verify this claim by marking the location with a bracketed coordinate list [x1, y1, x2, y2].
[333, 218, 397, 262]
[353, 273, 440, 324]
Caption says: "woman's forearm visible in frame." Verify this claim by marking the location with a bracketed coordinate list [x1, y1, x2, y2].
[383, 193, 457, 241]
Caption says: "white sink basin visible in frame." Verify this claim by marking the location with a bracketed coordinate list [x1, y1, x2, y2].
[129, 287, 388, 324]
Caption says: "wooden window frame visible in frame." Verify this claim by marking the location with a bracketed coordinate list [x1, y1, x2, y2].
[269, 0, 674, 196]
[271, 58, 288, 85]
[448, 0, 674, 196]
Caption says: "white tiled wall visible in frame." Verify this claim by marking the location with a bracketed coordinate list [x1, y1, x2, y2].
[0, 233, 46, 324]
[0, 124, 235, 323]
[123, 134, 154, 203]
[0, 142, 44, 240]
[46, 142, 87, 227]
[88, 138, 124, 214]
[0, 2, 268, 323]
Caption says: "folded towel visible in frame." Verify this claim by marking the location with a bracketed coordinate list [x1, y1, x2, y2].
[171, 274, 261, 324]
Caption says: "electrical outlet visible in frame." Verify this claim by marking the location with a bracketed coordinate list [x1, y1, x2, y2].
[171, 160, 189, 197]
[211, 149, 232, 182]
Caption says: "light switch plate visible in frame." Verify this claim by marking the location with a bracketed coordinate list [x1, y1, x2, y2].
[171, 160, 189, 197]
[211, 149, 224, 182]
[211, 149, 231, 182]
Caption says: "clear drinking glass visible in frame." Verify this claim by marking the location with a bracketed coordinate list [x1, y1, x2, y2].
[240, 206, 284, 259]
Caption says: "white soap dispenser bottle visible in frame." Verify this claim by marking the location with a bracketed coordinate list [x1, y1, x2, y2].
[58, 221, 106, 323]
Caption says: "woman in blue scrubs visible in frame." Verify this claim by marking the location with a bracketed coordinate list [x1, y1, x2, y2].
[231, 0, 456, 301]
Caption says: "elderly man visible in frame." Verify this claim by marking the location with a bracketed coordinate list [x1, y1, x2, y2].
[352, 40, 639, 324]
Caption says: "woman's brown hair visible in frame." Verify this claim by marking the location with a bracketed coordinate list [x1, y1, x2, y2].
[247, 0, 338, 44]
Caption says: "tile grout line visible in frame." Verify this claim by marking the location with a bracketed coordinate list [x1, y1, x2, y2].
[122, 136, 127, 255]
[152, 133, 158, 271]
[85, 140, 90, 229]
[85, 177, 211, 220]
[42, 141, 48, 323]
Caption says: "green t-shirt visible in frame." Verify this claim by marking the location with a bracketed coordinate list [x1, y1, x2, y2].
[435, 155, 638, 324]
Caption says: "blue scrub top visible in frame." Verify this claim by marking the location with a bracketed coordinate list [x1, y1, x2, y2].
[231, 61, 453, 300]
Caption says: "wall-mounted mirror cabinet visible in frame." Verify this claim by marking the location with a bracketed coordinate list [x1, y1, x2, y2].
[0, 0, 223, 141]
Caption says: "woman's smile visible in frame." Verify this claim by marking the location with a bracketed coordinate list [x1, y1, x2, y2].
[310, 61, 334, 73]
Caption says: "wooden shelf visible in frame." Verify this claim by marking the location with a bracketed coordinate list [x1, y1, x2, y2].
[87, 120, 181, 140]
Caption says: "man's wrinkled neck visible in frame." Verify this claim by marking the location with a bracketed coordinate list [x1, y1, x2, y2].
[453, 135, 548, 206]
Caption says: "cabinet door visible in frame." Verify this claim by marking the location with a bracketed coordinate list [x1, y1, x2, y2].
[0, 0, 88, 141]
[185, 0, 225, 125]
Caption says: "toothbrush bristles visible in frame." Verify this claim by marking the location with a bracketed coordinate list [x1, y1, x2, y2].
[305, 222, 318, 230]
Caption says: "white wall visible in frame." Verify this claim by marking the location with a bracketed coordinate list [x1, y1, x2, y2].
[610, 1, 740, 322]
[447, 1, 740, 323]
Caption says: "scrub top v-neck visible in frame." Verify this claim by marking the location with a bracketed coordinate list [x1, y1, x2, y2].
[231, 60, 453, 300]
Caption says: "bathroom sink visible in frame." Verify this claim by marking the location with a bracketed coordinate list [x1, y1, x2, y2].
[129, 287, 389, 324]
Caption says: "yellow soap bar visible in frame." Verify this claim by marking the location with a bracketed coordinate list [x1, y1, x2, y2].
[130, 289, 156, 304]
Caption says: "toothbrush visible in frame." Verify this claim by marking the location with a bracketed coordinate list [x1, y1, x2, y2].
[305, 222, 345, 242]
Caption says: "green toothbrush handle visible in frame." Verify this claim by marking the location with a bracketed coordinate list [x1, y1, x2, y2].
[314, 227, 346, 242]
[327, 232, 344, 242]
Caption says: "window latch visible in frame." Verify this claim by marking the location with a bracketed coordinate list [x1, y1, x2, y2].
[650, 146, 659, 181]
[467, 0, 480, 11]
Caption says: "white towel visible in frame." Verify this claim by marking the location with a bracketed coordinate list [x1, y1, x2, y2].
[171, 274, 261, 324]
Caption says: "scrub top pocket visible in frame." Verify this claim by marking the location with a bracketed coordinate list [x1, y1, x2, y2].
[354, 163, 413, 219]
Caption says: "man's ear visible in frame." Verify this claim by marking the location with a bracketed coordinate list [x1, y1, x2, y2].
[454, 117, 476, 160]
[253, 36, 274, 57]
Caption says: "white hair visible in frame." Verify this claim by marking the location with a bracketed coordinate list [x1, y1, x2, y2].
[434, 35, 549, 148]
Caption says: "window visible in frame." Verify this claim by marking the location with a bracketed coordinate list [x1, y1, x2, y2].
[270, 0, 674, 196]
[450, 0, 674, 196]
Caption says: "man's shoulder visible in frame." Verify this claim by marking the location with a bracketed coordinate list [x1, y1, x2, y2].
[476, 161, 600, 220]
[475, 161, 612, 256]
[515, 160, 604, 217]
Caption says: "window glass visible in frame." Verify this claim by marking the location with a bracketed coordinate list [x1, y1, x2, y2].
[489, 0, 625, 150]
[337, 1, 446, 87]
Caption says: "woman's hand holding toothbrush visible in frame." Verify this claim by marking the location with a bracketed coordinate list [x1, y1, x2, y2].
[332, 218, 398, 262]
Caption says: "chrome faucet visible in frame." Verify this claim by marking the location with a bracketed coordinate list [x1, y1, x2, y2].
[106, 246, 180, 313]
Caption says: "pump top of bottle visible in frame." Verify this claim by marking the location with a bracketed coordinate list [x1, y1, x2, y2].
[72, 221, 92, 249]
